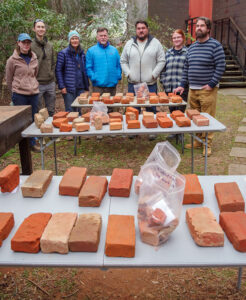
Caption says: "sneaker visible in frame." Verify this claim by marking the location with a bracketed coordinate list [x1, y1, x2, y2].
[149, 134, 157, 141]
[31, 145, 41, 153]
[203, 146, 212, 157]
[185, 140, 202, 149]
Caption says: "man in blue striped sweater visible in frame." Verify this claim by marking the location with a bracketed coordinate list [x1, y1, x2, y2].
[175, 17, 225, 156]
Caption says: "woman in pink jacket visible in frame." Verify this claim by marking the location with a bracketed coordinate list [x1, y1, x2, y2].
[6, 33, 40, 152]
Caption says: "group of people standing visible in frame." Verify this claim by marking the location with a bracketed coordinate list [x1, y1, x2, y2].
[5, 17, 225, 155]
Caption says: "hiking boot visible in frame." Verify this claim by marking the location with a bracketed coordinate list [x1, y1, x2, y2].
[31, 145, 41, 153]
[203, 146, 212, 157]
[185, 140, 202, 149]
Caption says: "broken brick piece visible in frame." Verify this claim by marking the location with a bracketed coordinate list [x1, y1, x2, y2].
[40, 213, 77, 254]
[109, 168, 133, 197]
[79, 176, 108, 207]
[126, 107, 139, 120]
[186, 207, 224, 247]
[105, 215, 135, 257]
[193, 115, 209, 126]
[0, 213, 14, 247]
[53, 112, 69, 120]
[21, 170, 53, 198]
[69, 213, 102, 252]
[220, 211, 246, 252]
[142, 117, 158, 128]
[157, 117, 173, 128]
[75, 123, 90, 132]
[170, 110, 185, 120]
[11, 213, 52, 253]
[148, 208, 167, 227]
[183, 174, 204, 204]
[109, 112, 123, 121]
[52, 118, 68, 128]
[34, 113, 44, 128]
[59, 167, 87, 196]
[39, 108, 49, 120]
[175, 116, 191, 127]
[94, 116, 103, 130]
[128, 120, 141, 129]
[60, 123, 72, 132]
[126, 112, 136, 124]
[67, 112, 79, 122]
[0, 164, 19, 193]
[186, 109, 200, 120]
[82, 112, 90, 122]
[214, 182, 245, 212]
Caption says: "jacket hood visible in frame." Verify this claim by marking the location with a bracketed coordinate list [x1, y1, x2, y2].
[34, 36, 48, 46]
[97, 41, 110, 48]
[132, 34, 154, 46]
[68, 44, 84, 55]
[12, 49, 37, 60]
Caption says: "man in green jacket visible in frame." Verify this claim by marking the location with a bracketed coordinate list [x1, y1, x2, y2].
[31, 19, 56, 116]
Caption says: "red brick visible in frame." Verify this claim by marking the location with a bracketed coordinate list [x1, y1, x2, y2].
[89, 98, 100, 104]
[220, 211, 246, 252]
[168, 93, 174, 97]
[159, 96, 169, 103]
[113, 95, 122, 103]
[53, 112, 68, 120]
[60, 123, 72, 132]
[82, 112, 90, 122]
[170, 95, 183, 103]
[149, 92, 157, 96]
[158, 92, 167, 97]
[183, 174, 203, 204]
[156, 112, 167, 118]
[186, 207, 224, 247]
[59, 167, 87, 196]
[79, 176, 108, 207]
[67, 112, 79, 122]
[91, 92, 100, 97]
[110, 122, 122, 130]
[214, 182, 245, 212]
[121, 98, 130, 104]
[148, 208, 167, 227]
[11, 213, 52, 253]
[175, 117, 191, 127]
[52, 118, 68, 128]
[0, 213, 14, 247]
[103, 99, 114, 104]
[157, 117, 173, 128]
[193, 115, 209, 126]
[109, 168, 133, 197]
[128, 120, 141, 129]
[142, 117, 158, 128]
[126, 107, 139, 120]
[109, 112, 123, 121]
[75, 123, 90, 132]
[170, 110, 184, 120]
[137, 98, 145, 104]
[186, 109, 200, 119]
[105, 215, 135, 257]
[149, 96, 159, 104]
[0, 165, 19, 193]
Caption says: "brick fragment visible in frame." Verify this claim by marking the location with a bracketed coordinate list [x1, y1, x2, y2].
[193, 115, 209, 126]
[126, 107, 139, 120]
[183, 174, 203, 204]
[94, 116, 103, 130]
[186, 207, 224, 247]
[53, 112, 69, 120]
[110, 122, 122, 130]
[128, 120, 141, 129]
[21, 170, 53, 198]
[67, 112, 79, 122]
[40, 213, 77, 254]
[142, 117, 158, 128]
[39, 108, 49, 120]
[186, 109, 200, 120]
[109, 168, 133, 197]
[0, 213, 14, 247]
[40, 123, 53, 133]
[91, 92, 100, 97]
[170, 110, 184, 120]
[52, 118, 68, 128]
[59, 167, 87, 196]
[34, 113, 44, 128]
[75, 123, 90, 132]
[82, 112, 90, 122]
[109, 112, 123, 121]
[175, 116, 191, 127]
[157, 117, 173, 128]
[0, 165, 19, 193]
[105, 215, 135, 257]
[148, 208, 167, 227]
[60, 123, 72, 132]
[79, 176, 108, 207]
[11, 213, 52, 253]
[126, 112, 136, 123]
[214, 182, 245, 212]
[69, 213, 102, 252]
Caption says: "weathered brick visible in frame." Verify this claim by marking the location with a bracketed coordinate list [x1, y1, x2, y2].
[53, 112, 69, 120]
[126, 107, 139, 119]
[39, 108, 49, 120]
[109, 112, 123, 120]
[186, 109, 200, 120]
[60, 123, 72, 132]
[170, 110, 184, 120]
[193, 115, 209, 126]
[126, 112, 136, 123]
[0, 165, 19, 193]
[67, 112, 79, 122]
[183, 174, 203, 204]
[175, 116, 191, 127]
[34, 113, 44, 128]
[128, 120, 141, 129]
[72, 117, 85, 128]
[59, 167, 87, 196]
[142, 117, 158, 128]
[0, 213, 14, 247]
[157, 117, 173, 128]
[82, 112, 90, 122]
[170, 95, 183, 103]
[75, 123, 90, 132]
[40, 123, 53, 133]
[52, 118, 68, 128]
[109, 168, 133, 197]
[110, 122, 122, 130]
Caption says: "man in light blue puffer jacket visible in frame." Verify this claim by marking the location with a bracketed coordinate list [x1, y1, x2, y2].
[86, 27, 122, 96]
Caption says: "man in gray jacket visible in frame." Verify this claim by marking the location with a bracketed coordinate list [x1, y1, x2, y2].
[120, 20, 165, 114]
[32, 19, 56, 116]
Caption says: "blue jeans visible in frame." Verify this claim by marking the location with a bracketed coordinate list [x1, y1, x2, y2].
[63, 88, 85, 112]
[12, 92, 39, 146]
[128, 83, 157, 114]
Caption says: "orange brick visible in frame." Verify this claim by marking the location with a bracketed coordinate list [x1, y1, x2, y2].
[126, 112, 136, 123]
[59, 167, 87, 196]
[175, 116, 191, 127]
[142, 117, 158, 128]
[126, 107, 139, 119]
[193, 115, 209, 126]
[215, 182, 245, 212]
[148, 208, 167, 227]
[109, 118, 121, 123]
[113, 95, 122, 103]
[121, 98, 130, 104]
[109, 112, 123, 121]
[0, 213, 14, 247]
[137, 98, 145, 104]
[149, 92, 157, 96]
[158, 92, 167, 97]
[171, 95, 183, 103]
[82, 112, 90, 122]
[91, 92, 100, 97]
[67, 112, 79, 122]
[52, 118, 68, 128]
[109, 168, 133, 197]
[128, 120, 140, 129]
[149, 96, 159, 104]
[60, 123, 72, 132]
[0, 165, 19, 193]
[183, 174, 203, 204]
[168, 93, 174, 97]
[53, 112, 69, 120]
[75, 123, 90, 132]
[89, 97, 100, 104]
[105, 215, 135, 257]
[157, 117, 173, 128]
[103, 98, 114, 104]
[156, 112, 167, 118]
[170, 110, 185, 120]
[186, 109, 200, 119]
[126, 93, 134, 97]
[110, 122, 122, 130]
[159, 96, 169, 103]
[220, 211, 246, 252]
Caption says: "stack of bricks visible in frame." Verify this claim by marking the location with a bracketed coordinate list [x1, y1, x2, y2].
[0, 164, 19, 193]
[109, 113, 122, 131]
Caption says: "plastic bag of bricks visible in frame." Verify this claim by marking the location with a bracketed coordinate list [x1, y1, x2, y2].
[135, 141, 181, 194]
[137, 162, 185, 247]
[90, 101, 109, 126]
[134, 82, 149, 100]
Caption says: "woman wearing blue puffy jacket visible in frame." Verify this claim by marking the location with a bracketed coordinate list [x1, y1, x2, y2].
[55, 30, 89, 112]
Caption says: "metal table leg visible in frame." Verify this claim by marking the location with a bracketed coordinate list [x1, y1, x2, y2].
[204, 133, 208, 175]
[191, 135, 194, 173]
[39, 137, 45, 170]
[74, 137, 77, 156]
[181, 133, 184, 154]
[53, 139, 58, 175]
[237, 267, 243, 290]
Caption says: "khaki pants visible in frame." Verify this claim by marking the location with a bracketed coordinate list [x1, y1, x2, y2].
[188, 87, 218, 146]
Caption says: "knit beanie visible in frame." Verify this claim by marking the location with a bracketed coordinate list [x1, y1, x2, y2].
[68, 30, 80, 42]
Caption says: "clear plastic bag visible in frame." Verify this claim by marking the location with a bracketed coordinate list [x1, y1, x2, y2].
[135, 141, 181, 194]
[137, 162, 185, 246]
[134, 82, 149, 99]
[90, 101, 109, 126]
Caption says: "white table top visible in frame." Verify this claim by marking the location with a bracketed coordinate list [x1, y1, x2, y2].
[21, 113, 226, 138]
[0, 175, 246, 267]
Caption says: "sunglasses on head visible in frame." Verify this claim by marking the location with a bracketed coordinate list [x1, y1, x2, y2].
[34, 19, 44, 25]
